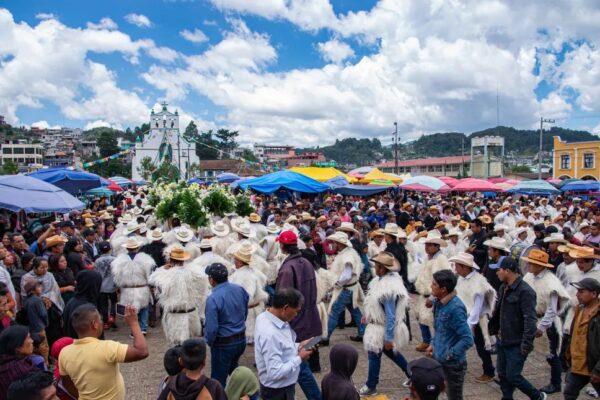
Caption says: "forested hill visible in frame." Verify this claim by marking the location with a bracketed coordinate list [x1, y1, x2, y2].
[298, 126, 598, 164]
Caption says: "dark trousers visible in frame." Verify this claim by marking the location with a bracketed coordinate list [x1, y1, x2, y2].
[260, 383, 295, 400]
[367, 349, 410, 390]
[545, 324, 562, 387]
[308, 347, 320, 372]
[564, 371, 600, 400]
[98, 292, 117, 323]
[210, 338, 246, 387]
[497, 342, 541, 400]
[442, 363, 467, 400]
[474, 324, 495, 377]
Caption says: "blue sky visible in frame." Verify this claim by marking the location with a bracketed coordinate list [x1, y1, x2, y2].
[1, 0, 600, 146]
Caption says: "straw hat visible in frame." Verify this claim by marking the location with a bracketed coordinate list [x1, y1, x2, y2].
[248, 213, 261, 223]
[479, 215, 492, 224]
[84, 218, 95, 228]
[543, 232, 567, 244]
[99, 212, 112, 221]
[429, 205, 438, 212]
[402, 202, 412, 210]
[483, 237, 509, 252]
[316, 215, 327, 223]
[199, 238, 213, 249]
[233, 240, 255, 264]
[420, 231, 447, 247]
[336, 222, 359, 236]
[521, 248, 553, 268]
[301, 212, 315, 221]
[175, 227, 194, 243]
[266, 222, 281, 235]
[147, 228, 164, 241]
[448, 252, 479, 270]
[118, 213, 134, 224]
[125, 221, 140, 234]
[285, 215, 299, 224]
[123, 237, 142, 250]
[434, 221, 446, 230]
[553, 214, 565, 222]
[232, 222, 255, 238]
[450, 215, 461, 222]
[210, 220, 230, 237]
[327, 231, 351, 248]
[557, 243, 578, 254]
[169, 246, 191, 261]
[46, 235, 67, 248]
[369, 229, 384, 239]
[568, 246, 600, 260]
[516, 220, 529, 228]
[459, 220, 469, 229]
[370, 251, 400, 272]
[81, 213, 93, 219]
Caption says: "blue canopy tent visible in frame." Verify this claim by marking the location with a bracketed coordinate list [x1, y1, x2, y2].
[560, 180, 600, 192]
[324, 175, 349, 189]
[0, 175, 85, 213]
[507, 180, 561, 195]
[85, 187, 116, 197]
[333, 184, 390, 196]
[109, 176, 133, 188]
[28, 167, 103, 195]
[239, 170, 329, 193]
[217, 173, 241, 184]
[188, 178, 210, 185]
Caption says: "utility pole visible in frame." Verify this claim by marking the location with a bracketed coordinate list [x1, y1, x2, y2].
[538, 117, 555, 179]
[393, 122, 398, 175]
[461, 136, 465, 177]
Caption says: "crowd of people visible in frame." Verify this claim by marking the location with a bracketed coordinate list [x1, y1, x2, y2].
[0, 188, 599, 400]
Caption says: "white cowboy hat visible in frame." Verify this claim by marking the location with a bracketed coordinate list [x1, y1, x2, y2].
[175, 227, 194, 243]
[137, 223, 148, 235]
[147, 228, 164, 241]
[447, 228, 460, 237]
[543, 232, 567, 244]
[122, 237, 142, 250]
[382, 223, 404, 238]
[494, 224, 507, 232]
[336, 222, 359, 236]
[483, 237, 510, 252]
[125, 221, 140, 235]
[266, 222, 281, 235]
[233, 240, 256, 264]
[514, 227, 528, 237]
[327, 231, 351, 248]
[420, 231, 447, 247]
[199, 238, 212, 249]
[579, 222, 590, 230]
[448, 252, 480, 270]
[130, 206, 143, 216]
[232, 221, 256, 238]
[210, 220, 230, 237]
[118, 213, 134, 224]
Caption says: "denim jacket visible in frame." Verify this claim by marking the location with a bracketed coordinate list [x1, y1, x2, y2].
[432, 293, 474, 367]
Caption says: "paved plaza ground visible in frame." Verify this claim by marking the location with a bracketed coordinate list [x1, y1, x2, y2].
[111, 308, 594, 400]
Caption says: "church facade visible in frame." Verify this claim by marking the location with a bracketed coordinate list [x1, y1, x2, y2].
[131, 102, 199, 181]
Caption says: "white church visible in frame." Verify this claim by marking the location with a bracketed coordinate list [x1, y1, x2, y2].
[131, 102, 199, 181]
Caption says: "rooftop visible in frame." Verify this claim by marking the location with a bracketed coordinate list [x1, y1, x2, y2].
[377, 155, 472, 168]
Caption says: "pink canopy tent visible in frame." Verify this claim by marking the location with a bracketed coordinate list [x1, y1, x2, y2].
[547, 178, 561, 185]
[400, 183, 451, 193]
[453, 178, 500, 192]
[106, 179, 123, 192]
[348, 172, 365, 179]
[437, 176, 459, 187]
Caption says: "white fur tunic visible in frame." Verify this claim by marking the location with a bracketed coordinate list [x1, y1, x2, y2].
[363, 272, 410, 353]
[210, 236, 234, 259]
[456, 271, 497, 348]
[149, 265, 207, 345]
[414, 251, 450, 328]
[229, 265, 268, 343]
[163, 242, 201, 261]
[111, 252, 155, 310]
[316, 268, 333, 337]
[327, 246, 364, 313]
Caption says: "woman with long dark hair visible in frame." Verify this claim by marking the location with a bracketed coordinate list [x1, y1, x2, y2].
[49, 254, 76, 303]
[64, 238, 85, 277]
[0, 325, 39, 399]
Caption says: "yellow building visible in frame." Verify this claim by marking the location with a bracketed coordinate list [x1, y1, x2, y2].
[553, 136, 600, 180]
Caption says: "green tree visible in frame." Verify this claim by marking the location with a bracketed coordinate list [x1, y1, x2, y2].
[241, 149, 258, 162]
[137, 156, 156, 181]
[133, 123, 150, 137]
[215, 129, 239, 158]
[97, 131, 120, 158]
[196, 130, 221, 160]
[184, 120, 198, 138]
[510, 165, 532, 173]
[1, 160, 19, 175]
[152, 157, 180, 182]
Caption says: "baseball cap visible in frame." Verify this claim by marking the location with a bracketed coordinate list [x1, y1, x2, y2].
[499, 256, 519, 272]
[98, 241, 111, 253]
[206, 263, 228, 280]
[408, 357, 444, 400]
[571, 277, 600, 293]
[276, 230, 297, 245]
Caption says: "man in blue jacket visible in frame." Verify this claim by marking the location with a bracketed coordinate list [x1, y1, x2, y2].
[427, 269, 473, 400]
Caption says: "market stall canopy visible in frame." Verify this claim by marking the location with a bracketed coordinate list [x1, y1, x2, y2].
[332, 184, 390, 196]
[368, 179, 395, 186]
[400, 183, 451, 193]
[400, 175, 447, 191]
[362, 168, 402, 183]
[238, 170, 329, 193]
[324, 175, 349, 189]
[0, 175, 85, 213]
[507, 179, 561, 195]
[453, 178, 501, 192]
[28, 167, 103, 195]
[559, 180, 600, 192]
[103, 179, 123, 192]
[216, 173, 240, 184]
[86, 187, 116, 197]
[109, 176, 133, 188]
[437, 176, 459, 187]
[290, 167, 358, 183]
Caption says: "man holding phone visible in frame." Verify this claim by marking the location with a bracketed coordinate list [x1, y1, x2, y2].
[255, 288, 316, 400]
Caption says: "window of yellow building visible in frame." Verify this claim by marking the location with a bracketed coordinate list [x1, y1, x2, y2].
[583, 153, 595, 169]
[560, 154, 571, 169]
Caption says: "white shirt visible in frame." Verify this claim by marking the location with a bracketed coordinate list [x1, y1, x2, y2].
[254, 311, 302, 388]
[0, 264, 15, 299]
[534, 270, 558, 332]
[464, 271, 484, 327]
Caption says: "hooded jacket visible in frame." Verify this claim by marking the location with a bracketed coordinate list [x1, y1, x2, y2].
[62, 270, 102, 338]
[321, 344, 360, 400]
[157, 372, 226, 400]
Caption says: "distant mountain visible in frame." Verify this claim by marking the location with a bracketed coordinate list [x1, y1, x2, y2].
[297, 137, 393, 166]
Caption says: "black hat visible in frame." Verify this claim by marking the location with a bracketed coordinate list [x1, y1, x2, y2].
[571, 278, 600, 293]
[499, 256, 519, 272]
[408, 357, 444, 400]
[98, 241, 111, 253]
[61, 221, 75, 228]
[206, 263, 228, 280]
[533, 223, 546, 232]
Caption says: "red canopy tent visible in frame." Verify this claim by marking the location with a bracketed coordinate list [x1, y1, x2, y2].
[453, 178, 500, 192]
[106, 179, 123, 192]
[437, 176, 459, 187]
[400, 183, 451, 193]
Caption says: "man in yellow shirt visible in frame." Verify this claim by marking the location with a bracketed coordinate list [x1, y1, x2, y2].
[59, 304, 149, 400]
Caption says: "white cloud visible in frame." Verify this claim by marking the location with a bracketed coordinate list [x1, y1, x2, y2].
[317, 39, 354, 64]
[124, 13, 152, 28]
[31, 120, 61, 129]
[86, 17, 118, 31]
[84, 120, 113, 130]
[180, 28, 208, 43]
[35, 13, 56, 21]
[146, 45, 179, 63]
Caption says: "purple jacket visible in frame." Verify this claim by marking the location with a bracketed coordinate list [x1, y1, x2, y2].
[276, 252, 322, 341]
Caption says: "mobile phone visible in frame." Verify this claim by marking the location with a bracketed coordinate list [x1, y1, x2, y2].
[116, 304, 126, 316]
[303, 336, 322, 351]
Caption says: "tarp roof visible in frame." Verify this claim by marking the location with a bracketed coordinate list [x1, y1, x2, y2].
[362, 168, 402, 183]
[239, 170, 330, 193]
[289, 167, 358, 183]
[332, 184, 390, 196]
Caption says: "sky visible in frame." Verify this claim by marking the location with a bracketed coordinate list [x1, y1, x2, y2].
[1, 0, 600, 147]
